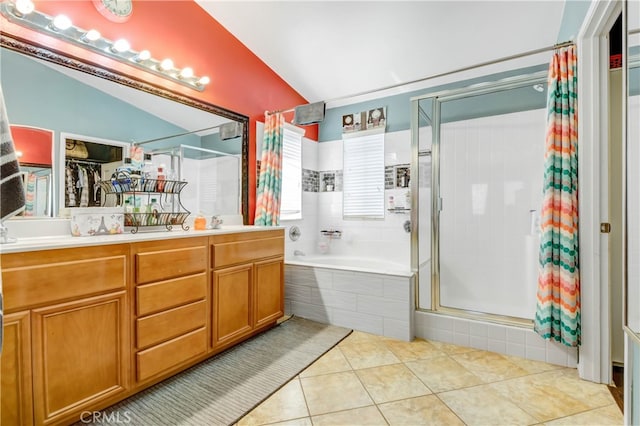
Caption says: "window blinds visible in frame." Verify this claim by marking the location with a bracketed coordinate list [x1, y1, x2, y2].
[343, 132, 385, 218]
[280, 126, 303, 220]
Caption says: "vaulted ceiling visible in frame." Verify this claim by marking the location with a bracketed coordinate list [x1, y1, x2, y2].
[196, 1, 567, 106]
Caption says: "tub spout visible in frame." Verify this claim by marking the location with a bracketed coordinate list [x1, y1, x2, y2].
[293, 250, 306, 256]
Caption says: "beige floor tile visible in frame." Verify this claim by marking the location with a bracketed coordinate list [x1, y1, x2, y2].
[356, 363, 432, 404]
[299, 347, 352, 378]
[237, 379, 309, 426]
[503, 355, 566, 374]
[489, 374, 593, 422]
[451, 350, 530, 382]
[406, 355, 484, 393]
[311, 406, 387, 426]
[439, 385, 539, 426]
[300, 371, 373, 416]
[340, 330, 383, 345]
[545, 404, 624, 425]
[383, 338, 445, 362]
[339, 341, 401, 370]
[378, 395, 464, 426]
[533, 370, 618, 408]
[428, 340, 478, 355]
[265, 418, 313, 426]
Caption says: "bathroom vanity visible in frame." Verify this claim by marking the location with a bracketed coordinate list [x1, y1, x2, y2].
[0, 227, 284, 426]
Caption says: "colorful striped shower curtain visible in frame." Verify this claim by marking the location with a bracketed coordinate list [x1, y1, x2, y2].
[534, 46, 580, 347]
[254, 112, 284, 226]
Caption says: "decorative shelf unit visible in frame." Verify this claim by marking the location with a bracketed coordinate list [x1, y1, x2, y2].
[99, 177, 190, 233]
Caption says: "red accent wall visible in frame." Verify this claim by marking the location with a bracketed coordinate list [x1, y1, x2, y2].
[11, 126, 54, 166]
[2, 0, 319, 223]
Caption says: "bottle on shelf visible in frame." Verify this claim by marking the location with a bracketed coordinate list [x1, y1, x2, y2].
[157, 164, 166, 192]
[148, 198, 162, 225]
[123, 199, 133, 226]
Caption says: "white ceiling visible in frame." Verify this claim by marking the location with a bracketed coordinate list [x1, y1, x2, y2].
[196, 1, 566, 106]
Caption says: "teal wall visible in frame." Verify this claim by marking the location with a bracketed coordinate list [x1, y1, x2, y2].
[556, 0, 592, 43]
[1, 48, 200, 150]
[318, 64, 547, 142]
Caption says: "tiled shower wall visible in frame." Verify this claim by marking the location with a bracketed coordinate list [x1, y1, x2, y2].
[282, 130, 413, 267]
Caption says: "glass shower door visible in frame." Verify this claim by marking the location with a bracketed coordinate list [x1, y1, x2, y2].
[436, 81, 546, 320]
[414, 97, 433, 309]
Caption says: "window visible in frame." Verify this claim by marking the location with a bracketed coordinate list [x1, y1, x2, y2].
[343, 132, 385, 218]
[280, 125, 303, 220]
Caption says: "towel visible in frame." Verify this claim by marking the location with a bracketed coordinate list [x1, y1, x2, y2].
[0, 87, 24, 354]
[0, 87, 25, 221]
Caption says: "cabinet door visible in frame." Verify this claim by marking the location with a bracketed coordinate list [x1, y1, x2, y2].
[31, 291, 128, 425]
[1, 311, 33, 426]
[212, 264, 253, 347]
[254, 257, 284, 329]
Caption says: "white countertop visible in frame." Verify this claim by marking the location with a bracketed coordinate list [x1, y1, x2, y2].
[0, 225, 284, 254]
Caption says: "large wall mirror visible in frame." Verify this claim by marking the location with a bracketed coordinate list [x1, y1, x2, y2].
[0, 34, 249, 224]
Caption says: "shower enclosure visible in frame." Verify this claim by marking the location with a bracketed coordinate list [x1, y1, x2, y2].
[411, 71, 549, 325]
[150, 145, 241, 218]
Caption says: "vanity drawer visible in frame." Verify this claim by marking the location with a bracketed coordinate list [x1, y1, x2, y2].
[212, 233, 284, 268]
[136, 300, 206, 350]
[1, 245, 128, 311]
[135, 244, 207, 284]
[136, 273, 207, 316]
[136, 327, 207, 382]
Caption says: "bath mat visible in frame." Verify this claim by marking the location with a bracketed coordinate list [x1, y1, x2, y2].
[82, 317, 352, 426]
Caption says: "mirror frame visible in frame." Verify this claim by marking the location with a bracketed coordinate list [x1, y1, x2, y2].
[1, 33, 250, 224]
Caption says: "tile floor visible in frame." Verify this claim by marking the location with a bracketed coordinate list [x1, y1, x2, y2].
[238, 330, 623, 426]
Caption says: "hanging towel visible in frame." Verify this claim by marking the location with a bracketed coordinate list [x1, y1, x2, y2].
[0, 87, 25, 221]
[0, 87, 24, 354]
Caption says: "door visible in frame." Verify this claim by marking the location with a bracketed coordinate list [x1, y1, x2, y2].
[212, 264, 253, 347]
[254, 257, 284, 328]
[1, 311, 33, 426]
[31, 292, 128, 425]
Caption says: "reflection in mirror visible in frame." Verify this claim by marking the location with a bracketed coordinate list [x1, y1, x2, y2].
[148, 145, 241, 220]
[0, 35, 249, 223]
[10, 125, 54, 217]
[626, 1, 640, 334]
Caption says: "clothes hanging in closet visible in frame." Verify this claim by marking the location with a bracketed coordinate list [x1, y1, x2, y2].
[65, 161, 103, 208]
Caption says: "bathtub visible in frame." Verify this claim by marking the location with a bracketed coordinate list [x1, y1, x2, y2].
[284, 255, 415, 341]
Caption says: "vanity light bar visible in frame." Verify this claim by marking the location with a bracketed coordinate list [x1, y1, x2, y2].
[1, 1, 209, 92]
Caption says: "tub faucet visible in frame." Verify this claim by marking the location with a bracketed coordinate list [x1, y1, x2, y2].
[293, 249, 306, 256]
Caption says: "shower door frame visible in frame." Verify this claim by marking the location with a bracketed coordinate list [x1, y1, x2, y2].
[410, 71, 548, 327]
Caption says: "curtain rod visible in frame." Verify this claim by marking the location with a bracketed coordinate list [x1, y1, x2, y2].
[133, 123, 224, 146]
[266, 40, 575, 116]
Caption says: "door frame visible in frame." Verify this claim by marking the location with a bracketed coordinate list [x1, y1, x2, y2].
[576, 0, 621, 385]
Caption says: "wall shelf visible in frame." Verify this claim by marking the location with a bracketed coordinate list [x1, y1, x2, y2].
[100, 177, 190, 233]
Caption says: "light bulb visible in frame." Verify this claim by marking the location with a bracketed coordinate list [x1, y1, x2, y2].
[197, 76, 210, 86]
[135, 50, 151, 61]
[14, 0, 35, 15]
[159, 59, 174, 71]
[82, 29, 101, 42]
[112, 39, 130, 53]
[15, 150, 23, 158]
[51, 14, 72, 31]
[179, 67, 194, 79]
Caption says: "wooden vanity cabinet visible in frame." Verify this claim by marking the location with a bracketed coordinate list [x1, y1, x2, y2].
[0, 230, 284, 425]
[1, 244, 129, 426]
[131, 237, 209, 384]
[211, 229, 284, 349]
[1, 311, 33, 426]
